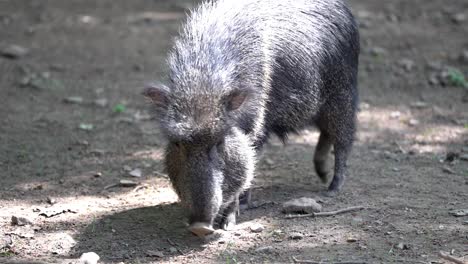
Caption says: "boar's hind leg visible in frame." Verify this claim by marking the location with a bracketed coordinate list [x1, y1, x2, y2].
[314, 131, 333, 183]
[315, 101, 356, 193]
[215, 197, 239, 230]
[238, 188, 252, 210]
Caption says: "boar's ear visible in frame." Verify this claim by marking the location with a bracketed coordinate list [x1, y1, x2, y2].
[224, 89, 250, 111]
[142, 83, 169, 107]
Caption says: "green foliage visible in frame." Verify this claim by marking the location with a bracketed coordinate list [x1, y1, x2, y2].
[113, 103, 126, 113]
[0, 250, 15, 257]
[447, 68, 468, 88]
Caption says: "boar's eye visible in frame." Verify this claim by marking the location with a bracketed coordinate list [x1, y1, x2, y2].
[223, 89, 250, 111]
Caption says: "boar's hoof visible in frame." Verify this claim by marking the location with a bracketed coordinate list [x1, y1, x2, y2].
[189, 222, 215, 237]
[220, 214, 236, 231]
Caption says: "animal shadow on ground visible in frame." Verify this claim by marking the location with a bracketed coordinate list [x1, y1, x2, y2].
[71, 203, 202, 261]
[70, 185, 320, 262]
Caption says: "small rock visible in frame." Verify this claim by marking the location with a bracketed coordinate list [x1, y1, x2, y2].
[452, 13, 466, 24]
[282, 197, 322, 214]
[460, 154, 468, 161]
[398, 58, 415, 71]
[134, 111, 152, 121]
[428, 74, 441, 86]
[46, 197, 57, 205]
[169, 247, 177, 254]
[1, 236, 13, 249]
[390, 111, 401, 119]
[63, 96, 84, 104]
[289, 232, 304, 240]
[408, 119, 420, 126]
[255, 246, 274, 253]
[369, 47, 387, 57]
[123, 165, 132, 172]
[89, 149, 106, 156]
[396, 242, 410, 250]
[93, 172, 102, 178]
[79, 123, 94, 131]
[410, 101, 428, 109]
[119, 180, 138, 187]
[6, 226, 35, 238]
[250, 223, 265, 233]
[264, 158, 274, 166]
[442, 166, 456, 174]
[146, 250, 164, 258]
[459, 50, 468, 64]
[0, 44, 29, 59]
[94, 98, 108, 108]
[79, 252, 100, 264]
[360, 102, 370, 110]
[449, 209, 468, 217]
[445, 152, 460, 162]
[79, 15, 99, 25]
[272, 229, 283, 236]
[346, 237, 358, 243]
[129, 168, 142, 178]
[11, 216, 33, 226]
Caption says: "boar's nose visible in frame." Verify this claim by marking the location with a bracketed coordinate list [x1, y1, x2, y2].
[188, 222, 215, 237]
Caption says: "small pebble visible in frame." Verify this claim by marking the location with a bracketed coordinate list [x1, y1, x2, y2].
[442, 166, 456, 174]
[119, 180, 138, 187]
[459, 50, 468, 64]
[63, 96, 84, 104]
[79, 252, 100, 264]
[1, 235, 13, 249]
[396, 242, 410, 250]
[94, 98, 108, 108]
[460, 154, 468, 161]
[369, 47, 387, 57]
[282, 197, 322, 214]
[169, 247, 177, 254]
[452, 13, 466, 23]
[250, 223, 265, 233]
[146, 250, 164, 258]
[398, 58, 415, 71]
[46, 197, 57, 205]
[410, 101, 428, 109]
[255, 246, 273, 253]
[11, 216, 33, 226]
[129, 168, 142, 178]
[390, 111, 401, 119]
[408, 119, 419, 126]
[0, 44, 29, 59]
[289, 232, 304, 240]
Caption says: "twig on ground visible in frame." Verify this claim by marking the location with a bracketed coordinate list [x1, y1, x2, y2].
[395, 259, 429, 264]
[246, 201, 276, 210]
[438, 251, 466, 264]
[292, 256, 367, 264]
[132, 184, 149, 193]
[286, 206, 366, 219]
[167, 238, 185, 255]
[103, 183, 119, 190]
[154, 171, 168, 178]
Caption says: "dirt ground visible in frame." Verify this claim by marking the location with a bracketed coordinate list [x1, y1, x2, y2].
[0, 0, 467, 263]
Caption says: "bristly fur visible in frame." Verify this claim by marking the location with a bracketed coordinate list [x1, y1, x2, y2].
[149, 0, 360, 229]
